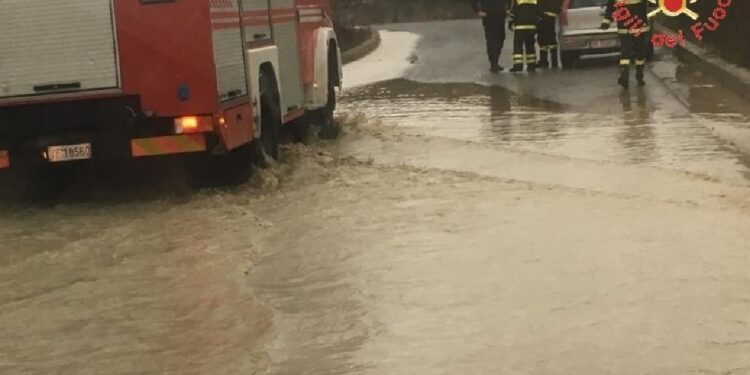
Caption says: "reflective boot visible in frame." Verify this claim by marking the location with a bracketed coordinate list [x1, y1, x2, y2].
[550, 48, 559, 68]
[537, 50, 549, 69]
[636, 65, 646, 86]
[527, 62, 537, 72]
[509, 64, 524, 73]
[618, 66, 630, 89]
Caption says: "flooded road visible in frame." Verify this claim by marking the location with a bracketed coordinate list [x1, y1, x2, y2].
[2, 20, 750, 374]
[341, 78, 750, 183]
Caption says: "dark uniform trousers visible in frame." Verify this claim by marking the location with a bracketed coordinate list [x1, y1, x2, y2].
[603, 0, 651, 86]
[510, 0, 539, 71]
[536, 0, 563, 67]
[512, 27, 537, 69]
[619, 33, 649, 70]
[472, 0, 510, 68]
[537, 13, 558, 66]
[482, 15, 507, 67]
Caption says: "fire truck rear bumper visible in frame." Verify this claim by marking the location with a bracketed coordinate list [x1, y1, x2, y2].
[0, 133, 209, 170]
[131, 134, 207, 158]
[0, 95, 214, 170]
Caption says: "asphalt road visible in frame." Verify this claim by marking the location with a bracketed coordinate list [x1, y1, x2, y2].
[1, 20, 750, 375]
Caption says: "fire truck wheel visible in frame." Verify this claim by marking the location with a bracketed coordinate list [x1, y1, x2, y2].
[317, 78, 340, 140]
[186, 144, 253, 187]
[1, 165, 77, 200]
[259, 74, 281, 160]
[283, 117, 313, 145]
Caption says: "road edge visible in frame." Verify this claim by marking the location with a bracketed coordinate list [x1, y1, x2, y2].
[342, 29, 382, 65]
[647, 28, 750, 155]
[653, 24, 750, 102]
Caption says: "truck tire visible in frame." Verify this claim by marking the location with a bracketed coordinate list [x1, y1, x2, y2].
[283, 116, 313, 145]
[317, 79, 339, 140]
[186, 71, 283, 187]
[286, 76, 337, 144]
[317, 50, 341, 140]
[187, 143, 253, 187]
[561, 51, 577, 69]
[2, 165, 76, 201]
[258, 70, 281, 160]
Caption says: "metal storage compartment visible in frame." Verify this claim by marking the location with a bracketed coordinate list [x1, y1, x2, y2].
[0, 0, 120, 98]
[271, 0, 304, 115]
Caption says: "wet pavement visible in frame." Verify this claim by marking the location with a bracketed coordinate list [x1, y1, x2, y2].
[2, 20, 750, 374]
[341, 22, 750, 184]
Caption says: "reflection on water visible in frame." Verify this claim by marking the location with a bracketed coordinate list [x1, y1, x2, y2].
[675, 63, 750, 117]
[617, 90, 657, 164]
[340, 79, 750, 184]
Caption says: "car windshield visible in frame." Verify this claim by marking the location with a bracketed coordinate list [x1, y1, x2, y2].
[570, 0, 606, 8]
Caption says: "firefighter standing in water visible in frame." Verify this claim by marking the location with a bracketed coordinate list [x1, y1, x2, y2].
[536, 0, 563, 68]
[509, 0, 541, 72]
[601, 0, 651, 88]
[472, 0, 512, 73]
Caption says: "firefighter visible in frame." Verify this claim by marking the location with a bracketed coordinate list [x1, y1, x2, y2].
[536, 0, 563, 68]
[509, 0, 541, 73]
[601, 0, 651, 88]
[472, 0, 513, 73]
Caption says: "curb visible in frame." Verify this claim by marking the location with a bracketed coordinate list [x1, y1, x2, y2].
[648, 25, 750, 155]
[341, 29, 381, 64]
[647, 52, 750, 155]
[646, 52, 690, 110]
[654, 24, 750, 102]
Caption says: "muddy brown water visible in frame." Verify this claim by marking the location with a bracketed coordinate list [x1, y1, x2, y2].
[1, 22, 750, 375]
[340, 78, 750, 184]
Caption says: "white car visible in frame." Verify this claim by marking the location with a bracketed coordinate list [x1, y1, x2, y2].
[559, 0, 620, 68]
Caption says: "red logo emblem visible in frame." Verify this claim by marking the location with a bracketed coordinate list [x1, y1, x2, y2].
[648, 0, 700, 20]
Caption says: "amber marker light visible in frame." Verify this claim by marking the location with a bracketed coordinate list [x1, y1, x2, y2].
[174, 116, 213, 134]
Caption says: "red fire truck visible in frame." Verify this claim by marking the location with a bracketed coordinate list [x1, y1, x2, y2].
[0, 0, 341, 180]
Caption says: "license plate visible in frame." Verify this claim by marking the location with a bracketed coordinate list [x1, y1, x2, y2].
[591, 39, 619, 49]
[47, 143, 92, 163]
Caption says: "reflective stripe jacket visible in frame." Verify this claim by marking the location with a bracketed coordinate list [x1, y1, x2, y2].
[510, 0, 541, 29]
[539, 0, 564, 18]
[471, 0, 512, 17]
[603, 0, 652, 35]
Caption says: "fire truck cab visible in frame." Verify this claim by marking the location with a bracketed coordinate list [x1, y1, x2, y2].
[0, 0, 341, 180]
